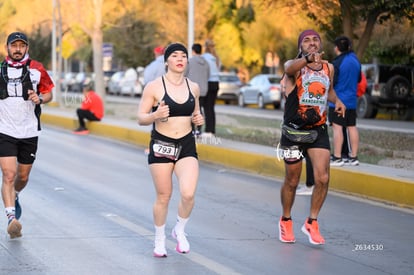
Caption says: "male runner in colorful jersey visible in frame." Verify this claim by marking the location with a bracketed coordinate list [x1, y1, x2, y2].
[278, 30, 345, 245]
[0, 32, 54, 238]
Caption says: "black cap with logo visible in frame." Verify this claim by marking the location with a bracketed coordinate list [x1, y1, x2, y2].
[7, 32, 28, 45]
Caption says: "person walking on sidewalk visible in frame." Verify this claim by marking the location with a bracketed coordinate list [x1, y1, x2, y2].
[73, 77, 104, 135]
[186, 43, 210, 136]
[202, 39, 220, 136]
[0, 32, 54, 238]
[278, 29, 345, 245]
[329, 36, 362, 166]
[137, 43, 204, 257]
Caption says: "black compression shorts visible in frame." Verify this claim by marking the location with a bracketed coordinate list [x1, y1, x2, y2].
[148, 130, 198, 164]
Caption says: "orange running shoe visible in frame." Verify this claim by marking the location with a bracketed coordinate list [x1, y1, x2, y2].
[73, 127, 90, 135]
[301, 219, 325, 245]
[278, 217, 295, 243]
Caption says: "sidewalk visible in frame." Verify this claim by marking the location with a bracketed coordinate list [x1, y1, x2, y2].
[41, 106, 414, 209]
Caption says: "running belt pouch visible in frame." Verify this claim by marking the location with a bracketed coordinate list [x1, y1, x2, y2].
[282, 124, 318, 143]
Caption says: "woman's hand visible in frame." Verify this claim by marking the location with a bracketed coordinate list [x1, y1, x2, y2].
[156, 101, 170, 121]
[192, 112, 204, 126]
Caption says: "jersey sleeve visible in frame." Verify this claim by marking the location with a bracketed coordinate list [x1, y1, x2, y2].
[31, 60, 55, 93]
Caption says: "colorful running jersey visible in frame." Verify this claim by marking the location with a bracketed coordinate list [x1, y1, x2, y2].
[283, 63, 330, 129]
[0, 59, 54, 138]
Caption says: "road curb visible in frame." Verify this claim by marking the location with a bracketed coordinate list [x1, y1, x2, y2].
[41, 112, 414, 209]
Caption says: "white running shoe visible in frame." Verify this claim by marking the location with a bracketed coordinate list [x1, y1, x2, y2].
[296, 185, 314, 195]
[153, 235, 167, 257]
[172, 228, 190, 253]
[344, 157, 359, 166]
[330, 156, 344, 167]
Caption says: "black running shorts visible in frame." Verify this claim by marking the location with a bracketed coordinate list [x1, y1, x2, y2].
[0, 133, 38, 164]
[329, 107, 357, 127]
[279, 124, 330, 164]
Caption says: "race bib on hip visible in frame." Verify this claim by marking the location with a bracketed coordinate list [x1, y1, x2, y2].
[153, 139, 182, 160]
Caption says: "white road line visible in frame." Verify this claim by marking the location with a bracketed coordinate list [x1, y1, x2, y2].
[103, 213, 241, 275]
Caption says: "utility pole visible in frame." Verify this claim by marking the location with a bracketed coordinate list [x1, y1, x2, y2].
[52, 0, 57, 103]
[52, 0, 63, 106]
[188, 0, 194, 57]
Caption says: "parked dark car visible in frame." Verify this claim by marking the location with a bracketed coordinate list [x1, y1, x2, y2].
[358, 63, 414, 120]
[238, 74, 282, 109]
[217, 72, 243, 104]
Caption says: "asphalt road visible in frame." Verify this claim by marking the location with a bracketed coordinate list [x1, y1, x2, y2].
[0, 127, 413, 275]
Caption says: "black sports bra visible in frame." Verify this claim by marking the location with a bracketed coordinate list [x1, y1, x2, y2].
[154, 76, 195, 117]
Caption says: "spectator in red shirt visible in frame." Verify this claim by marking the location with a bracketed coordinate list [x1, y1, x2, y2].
[73, 77, 104, 135]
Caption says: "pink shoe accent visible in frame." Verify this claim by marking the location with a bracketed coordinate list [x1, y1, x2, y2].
[172, 228, 190, 253]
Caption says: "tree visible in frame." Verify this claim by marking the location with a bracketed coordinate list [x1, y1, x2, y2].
[64, 0, 105, 100]
[104, 13, 165, 68]
[27, 28, 52, 67]
[267, 0, 414, 61]
[1, 0, 412, 86]
[242, 0, 319, 75]
[0, 0, 54, 62]
[204, 0, 256, 71]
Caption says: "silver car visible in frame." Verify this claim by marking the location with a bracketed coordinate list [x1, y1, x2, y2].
[217, 72, 243, 104]
[238, 74, 282, 109]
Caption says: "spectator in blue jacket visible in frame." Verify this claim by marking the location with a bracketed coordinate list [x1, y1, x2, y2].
[329, 36, 361, 166]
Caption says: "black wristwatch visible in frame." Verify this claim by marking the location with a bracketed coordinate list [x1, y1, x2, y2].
[305, 54, 312, 63]
[38, 96, 43, 105]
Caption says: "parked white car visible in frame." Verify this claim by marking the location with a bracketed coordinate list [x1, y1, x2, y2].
[107, 71, 125, 95]
[119, 68, 143, 97]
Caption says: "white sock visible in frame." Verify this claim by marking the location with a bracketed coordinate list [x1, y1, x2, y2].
[174, 215, 189, 234]
[154, 224, 166, 238]
[5, 207, 15, 221]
